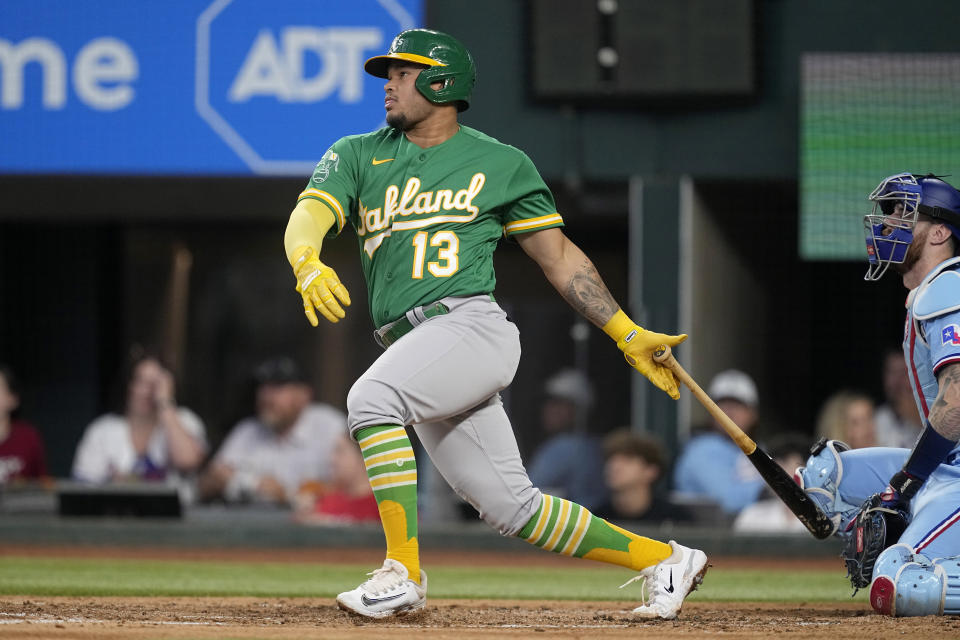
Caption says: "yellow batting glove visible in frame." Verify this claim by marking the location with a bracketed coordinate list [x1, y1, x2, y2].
[291, 246, 351, 326]
[603, 310, 687, 400]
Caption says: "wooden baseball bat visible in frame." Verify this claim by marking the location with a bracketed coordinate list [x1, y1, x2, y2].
[653, 344, 834, 539]
[161, 243, 193, 378]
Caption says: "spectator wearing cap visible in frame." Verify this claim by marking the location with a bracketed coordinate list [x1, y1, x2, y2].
[526, 368, 607, 511]
[198, 357, 347, 505]
[671, 369, 766, 515]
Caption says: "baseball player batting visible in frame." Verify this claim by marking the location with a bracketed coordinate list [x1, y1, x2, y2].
[798, 173, 960, 616]
[283, 29, 707, 620]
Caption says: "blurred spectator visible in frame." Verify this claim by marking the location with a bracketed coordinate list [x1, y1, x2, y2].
[593, 429, 694, 523]
[672, 369, 765, 515]
[72, 353, 207, 491]
[526, 368, 607, 511]
[733, 432, 812, 534]
[875, 348, 923, 448]
[0, 364, 47, 483]
[815, 390, 876, 449]
[295, 433, 379, 524]
[198, 357, 346, 505]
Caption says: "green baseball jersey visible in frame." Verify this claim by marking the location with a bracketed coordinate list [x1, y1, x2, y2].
[298, 125, 564, 328]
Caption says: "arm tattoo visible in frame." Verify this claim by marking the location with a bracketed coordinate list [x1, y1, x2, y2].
[929, 364, 960, 441]
[561, 258, 619, 327]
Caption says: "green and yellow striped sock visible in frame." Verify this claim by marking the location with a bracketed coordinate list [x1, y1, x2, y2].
[517, 494, 671, 570]
[356, 425, 420, 584]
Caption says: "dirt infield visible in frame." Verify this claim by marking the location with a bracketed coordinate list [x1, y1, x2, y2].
[1, 596, 958, 639]
[1, 546, 956, 638]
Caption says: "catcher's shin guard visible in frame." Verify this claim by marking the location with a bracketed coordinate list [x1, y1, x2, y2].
[870, 545, 948, 616]
[932, 557, 960, 615]
[796, 439, 859, 536]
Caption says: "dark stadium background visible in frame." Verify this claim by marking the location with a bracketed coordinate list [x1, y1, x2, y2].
[0, 0, 948, 477]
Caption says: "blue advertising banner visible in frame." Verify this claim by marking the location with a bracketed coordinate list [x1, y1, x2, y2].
[0, 0, 421, 175]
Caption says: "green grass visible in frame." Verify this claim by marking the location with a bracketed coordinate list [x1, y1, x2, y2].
[0, 556, 866, 603]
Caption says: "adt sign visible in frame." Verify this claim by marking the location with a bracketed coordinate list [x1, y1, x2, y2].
[0, 0, 420, 175]
[199, 0, 415, 175]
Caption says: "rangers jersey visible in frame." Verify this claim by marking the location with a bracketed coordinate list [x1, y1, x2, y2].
[904, 256, 960, 457]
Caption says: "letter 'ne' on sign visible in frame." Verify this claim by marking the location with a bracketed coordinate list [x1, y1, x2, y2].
[0, 36, 138, 111]
[228, 27, 382, 103]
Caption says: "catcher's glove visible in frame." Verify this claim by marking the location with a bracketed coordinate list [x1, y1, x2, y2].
[842, 493, 909, 592]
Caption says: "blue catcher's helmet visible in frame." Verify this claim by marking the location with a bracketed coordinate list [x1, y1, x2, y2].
[864, 173, 960, 280]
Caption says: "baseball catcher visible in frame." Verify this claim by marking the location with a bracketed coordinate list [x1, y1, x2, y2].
[798, 173, 960, 616]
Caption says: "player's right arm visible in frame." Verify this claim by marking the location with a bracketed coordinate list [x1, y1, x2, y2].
[516, 227, 686, 399]
[879, 361, 960, 505]
[284, 198, 351, 326]
[929, 363, 960, 441]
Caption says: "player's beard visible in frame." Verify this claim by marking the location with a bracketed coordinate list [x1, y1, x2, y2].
[386, 101, 432, 131]
[386, 112, 410, 131]
[893, 224, 928, 275]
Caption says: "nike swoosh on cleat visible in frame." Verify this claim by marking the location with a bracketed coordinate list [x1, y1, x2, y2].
[372, 158, 394, 165]
[361, 592, 405, 606]
[665, 569, 674, 593]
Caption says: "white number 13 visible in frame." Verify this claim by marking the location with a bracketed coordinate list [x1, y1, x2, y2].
[411, 231, 460, 278]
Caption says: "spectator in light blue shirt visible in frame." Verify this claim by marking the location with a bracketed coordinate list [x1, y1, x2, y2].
[672, 369, 765, 515]
[527, 368, 608, 511]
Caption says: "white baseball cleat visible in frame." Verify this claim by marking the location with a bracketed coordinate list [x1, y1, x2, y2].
[336, 558, 427, 618]
[622, 540, 709, 620]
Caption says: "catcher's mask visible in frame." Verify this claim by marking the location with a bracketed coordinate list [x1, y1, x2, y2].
[364, 29, 476, 112]
[864, 173, 960, 281]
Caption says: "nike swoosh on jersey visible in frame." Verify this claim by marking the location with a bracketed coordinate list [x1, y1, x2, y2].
[361, 592, 405, 606]
[372, 157, 395, 165]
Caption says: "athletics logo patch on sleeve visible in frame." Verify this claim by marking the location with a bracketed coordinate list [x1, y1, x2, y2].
[942, 324, 960, 346]
[311, 150, 339, 183]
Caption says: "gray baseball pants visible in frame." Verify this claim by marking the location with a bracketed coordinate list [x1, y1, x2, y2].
[347, 294, 542, 535]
